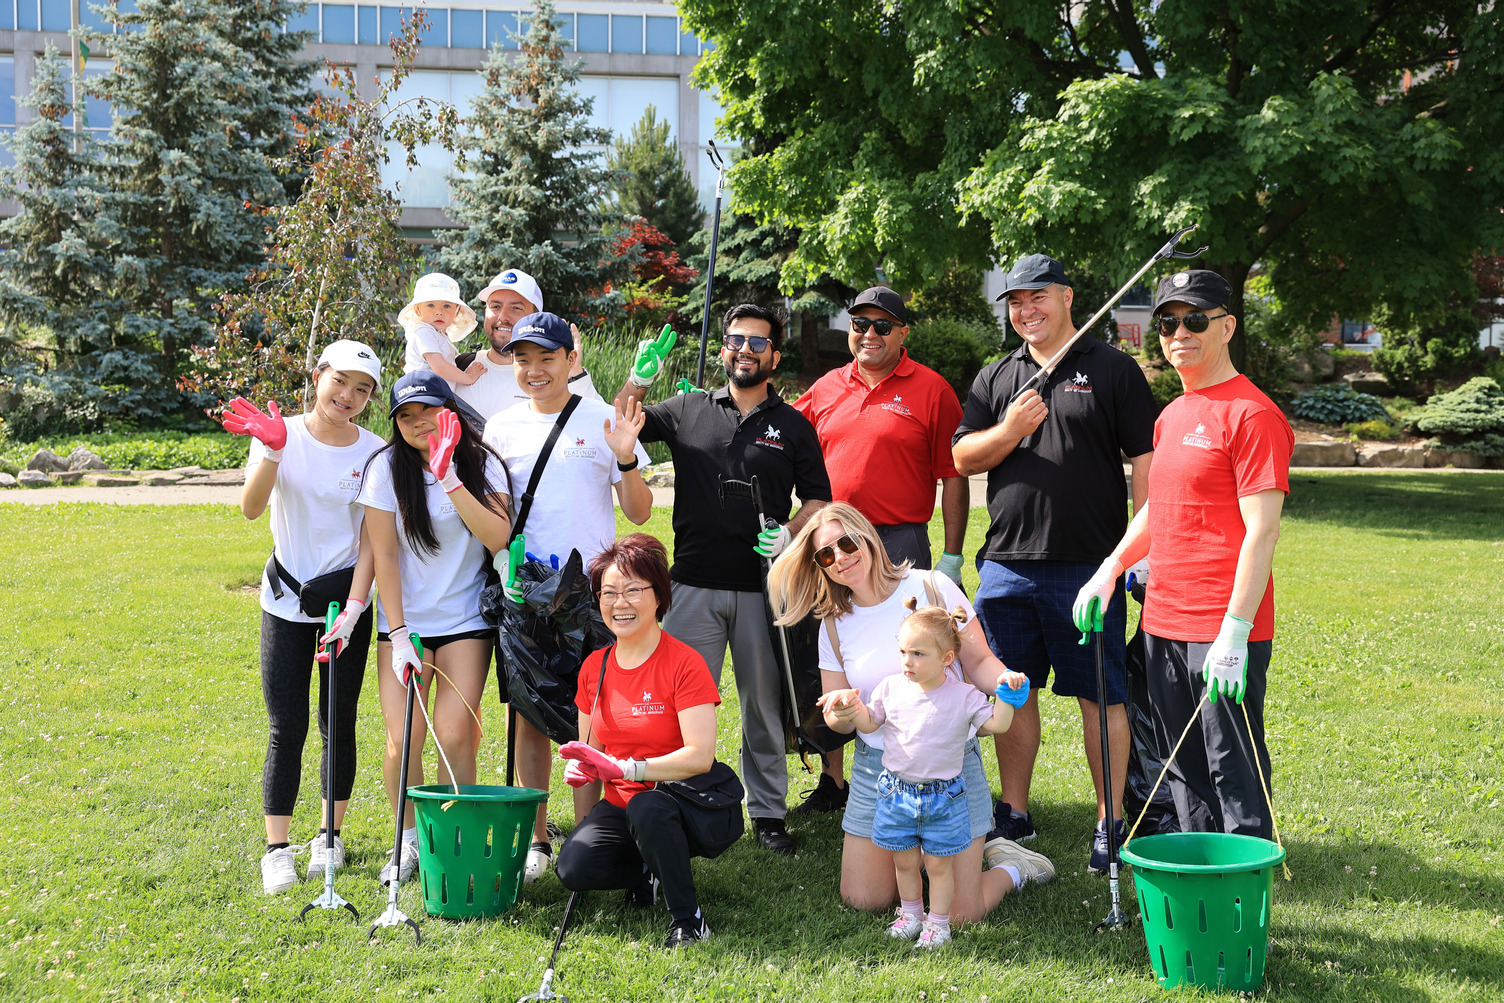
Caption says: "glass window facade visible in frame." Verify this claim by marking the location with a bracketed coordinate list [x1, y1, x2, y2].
[450, 8, 483, 47]
[645, 16, 677, 55]
[611, 14, 642, 55]
[41, 0, 71, 32]
[18, 0, 37, 31]
[0, 55, 14, 127]
[486, 10, 517, 49]
[321, 4, 354, 44]
[576, 13, 607, 53]
[286, 6, 319, 36]
[358, 5, 377, 44]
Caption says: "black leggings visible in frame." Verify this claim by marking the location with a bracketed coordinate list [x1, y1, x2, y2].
[260, 608, 373, 817]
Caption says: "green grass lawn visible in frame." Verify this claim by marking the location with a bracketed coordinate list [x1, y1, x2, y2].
[0, 472, 1500, 1001]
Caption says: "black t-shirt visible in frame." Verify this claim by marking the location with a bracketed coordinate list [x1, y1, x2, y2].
[953, 338, 1156, 563]
[642, 386, 832, 592]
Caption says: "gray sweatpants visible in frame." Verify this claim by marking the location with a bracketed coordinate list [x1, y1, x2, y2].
[663, 583, 787, 820]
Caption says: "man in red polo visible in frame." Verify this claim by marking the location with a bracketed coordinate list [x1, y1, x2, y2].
[791, 285, 969, 811]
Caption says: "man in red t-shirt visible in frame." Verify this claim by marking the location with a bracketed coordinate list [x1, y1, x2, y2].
[1073, 270, 1292, 838]
[792, 286, 968, 813]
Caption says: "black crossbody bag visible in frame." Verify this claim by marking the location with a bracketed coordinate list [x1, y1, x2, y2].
[266, 553, 357, 620]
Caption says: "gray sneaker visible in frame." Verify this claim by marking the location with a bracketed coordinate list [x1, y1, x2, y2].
[984, 836, 1055, 889]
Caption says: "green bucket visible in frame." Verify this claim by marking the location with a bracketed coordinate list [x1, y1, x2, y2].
[1120, 832, 1285, 992]
[407, 784, 549, 920]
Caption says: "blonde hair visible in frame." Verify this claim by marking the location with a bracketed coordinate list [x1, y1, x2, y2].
[899, 596, 968, 659]
[768, 502, 910, 625]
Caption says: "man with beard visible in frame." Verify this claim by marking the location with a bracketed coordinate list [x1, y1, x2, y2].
[452, 268, 601, 419]
[614, 303, 831, 855]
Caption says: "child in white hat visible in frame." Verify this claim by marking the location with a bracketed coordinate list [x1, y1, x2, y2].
[400, 272, 483, 385]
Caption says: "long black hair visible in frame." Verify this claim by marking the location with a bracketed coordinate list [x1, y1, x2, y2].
[368, 399, 510, 558]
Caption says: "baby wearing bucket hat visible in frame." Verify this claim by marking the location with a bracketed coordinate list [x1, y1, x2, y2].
[400, 272, 483, 386]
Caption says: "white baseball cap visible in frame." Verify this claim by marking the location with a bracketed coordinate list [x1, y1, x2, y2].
[399, 272, 478, 343]
[316, 339, 383, 388]
[475, 268, 544, 313]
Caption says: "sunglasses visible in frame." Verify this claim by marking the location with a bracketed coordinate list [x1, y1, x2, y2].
[813, 534, 861, 569]
[1156, 311, 1229, 338]
[724, 334, 771, 353]
[850, 317, 901, 336]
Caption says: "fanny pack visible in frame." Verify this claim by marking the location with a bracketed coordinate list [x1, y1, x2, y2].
[266, 551, 357, 619]
[656, 761, 745, 810]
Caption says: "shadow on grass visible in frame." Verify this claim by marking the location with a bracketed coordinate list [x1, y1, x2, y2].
[1284, 472, 1504, 541]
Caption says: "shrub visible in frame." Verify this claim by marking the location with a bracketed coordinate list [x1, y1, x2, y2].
[0, 351, 192, 441]
[1343, 419, 1399, 441]
[1290, 385, 1391, 425]
[1371, 305, 1482, 395]
[1409, 377, 1504, 457]
[0, 432, 250, 471]
[904, 317, 997, 402]
[1148, 368, 1183, 408]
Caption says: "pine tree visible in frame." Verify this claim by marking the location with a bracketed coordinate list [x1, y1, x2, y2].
[435, 0, 628, 323]
[607, 106, 703, 249]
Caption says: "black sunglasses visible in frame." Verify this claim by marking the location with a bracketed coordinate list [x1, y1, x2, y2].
[724, 334, 771, 353]
[850, 317, 901, 336]
[1156, 311, 1229, 338]
[813, 534, 861, 569]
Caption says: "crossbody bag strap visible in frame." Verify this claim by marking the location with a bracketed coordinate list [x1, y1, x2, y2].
[510, 394, 582, 543]
[923, 569, 943, 608]
[581, 643, 614, 748]
[266, 551, 301, 601]
[822, 617, 843, 669]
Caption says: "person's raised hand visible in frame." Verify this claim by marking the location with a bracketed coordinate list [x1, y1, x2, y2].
[389, 629, 424, 686]
[317, 597, 367, 661]
[604, 398, 646, 464]
[222, 397, 288, 458]
[569, 323, 586, 377]
[426, 408, 464, 493]
[559, 741, 645, 782]
[629, 324, 677, 387]
[1072, 558, 1123, 634]
[1000, 388, 1048, 442]
[1203, 613, 1252, 704]
[994, 672, 1031, 708]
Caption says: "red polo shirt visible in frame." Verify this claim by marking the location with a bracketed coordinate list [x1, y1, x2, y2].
[793, 350, 963, 526]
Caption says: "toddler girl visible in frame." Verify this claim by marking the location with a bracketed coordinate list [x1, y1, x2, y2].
[400, 272, 483, 385]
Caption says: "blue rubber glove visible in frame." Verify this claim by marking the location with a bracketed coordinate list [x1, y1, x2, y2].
[994, 674, 1031, 708]
[1203, 613, 1252, 704]
[935, 552, 964, 587]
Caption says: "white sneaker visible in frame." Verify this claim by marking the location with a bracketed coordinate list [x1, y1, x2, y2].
[984, 836, 1056, 889]
[886, 907, 923, 940]
[914, 919, 952, 949]
[523, 841, 552, 884]
[306, 832, 345, 879]
[261, 846, 299, 894]
[380, 841, 420, 886]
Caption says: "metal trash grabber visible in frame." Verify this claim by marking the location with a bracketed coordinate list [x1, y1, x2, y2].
[695, 141, 729, 388]
[518, 889, 583, 1003]
[299, 601, 360, 924]
[1079, 598, 1130, 932]
[368, 631, 424, 944]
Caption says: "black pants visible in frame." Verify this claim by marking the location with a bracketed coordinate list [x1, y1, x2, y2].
[259, 608, 372, 816]
[556, 791, 730, 924]
[876, 522, 932, 570]
[1143, 633, 1272, 839]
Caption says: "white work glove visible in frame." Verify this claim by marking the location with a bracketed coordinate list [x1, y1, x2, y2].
[1071, 558, 1123, 633]
[1203, 613, 1252, 704]
[389, 627, 423, 686]
[1125, 558, 1150, 591]
[934, 552, 965, 587]
[317, 597, 367, 660]
[753, 523, 791, 559]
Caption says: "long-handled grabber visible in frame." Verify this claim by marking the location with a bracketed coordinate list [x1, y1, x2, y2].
[1079, 598, 1130, 932]
[694, 141, 729, 388]
[368, 631, 423, 944]
[300, 601, 360, 924]
[518, 890, 582, 1003]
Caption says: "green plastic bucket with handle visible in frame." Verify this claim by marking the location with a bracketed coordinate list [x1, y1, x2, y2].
[1120, 832, 1285, 992]
[407, 784, 549, 919]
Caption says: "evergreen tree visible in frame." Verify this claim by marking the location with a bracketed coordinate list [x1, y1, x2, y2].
[435, 0, 627, 323]
[607, 105, 703, 249]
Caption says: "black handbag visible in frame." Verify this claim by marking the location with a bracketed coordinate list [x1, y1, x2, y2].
[266, 552, 357, 619]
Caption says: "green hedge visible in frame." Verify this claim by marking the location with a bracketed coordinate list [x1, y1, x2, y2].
[0, 432, 250, 473]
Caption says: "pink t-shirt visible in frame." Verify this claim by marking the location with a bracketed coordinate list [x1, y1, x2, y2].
[866, 673, 994, 783]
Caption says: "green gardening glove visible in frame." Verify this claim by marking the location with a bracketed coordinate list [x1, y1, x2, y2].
[629, 324, 677, 387]
[1075, 596, 1104, 646]
[674, 377, 704, 395]
[493, 536, 527, 603]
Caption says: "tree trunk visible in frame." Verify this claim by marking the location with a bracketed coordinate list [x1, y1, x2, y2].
[799, 311, 823, 380]
[1212, 260, 1251, 373]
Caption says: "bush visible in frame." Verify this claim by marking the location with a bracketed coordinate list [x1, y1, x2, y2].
[904, 317, 997, 402]
[0, 431, 250, 471]
[1371, 305, 1482, 395]
[1343, 419, 1400, 441]
[1289, 385, 1391, 425]
[0, 350, 192, 441]
[1409, 377, 1504, 457]
[1148, 368, 1183, 408]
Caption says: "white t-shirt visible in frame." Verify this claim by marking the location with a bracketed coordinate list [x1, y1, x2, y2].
[818, 569, 974, 751]
[357, 449, 509, 637]
[482, 398, 649, 570]
[453, 357, 601, 424]
[402, 321, 457, 375]
[247, 415, 387, 624]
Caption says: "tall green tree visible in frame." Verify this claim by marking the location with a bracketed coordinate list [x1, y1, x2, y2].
[607, 105, 704, 248]
[684, 1, 1504, 365]
[436, 0, 627, 323]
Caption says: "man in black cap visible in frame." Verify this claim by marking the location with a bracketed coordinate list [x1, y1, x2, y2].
[952, 253, 1156, 873]
[1072, 270, 1291, 838]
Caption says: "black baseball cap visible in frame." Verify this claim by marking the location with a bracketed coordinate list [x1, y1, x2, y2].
[995, 254, 1071, 299]
[388, 370, 453, 417]
[1152, 270, 1232, 314]
[848, 287, 908, 325]
[507, 311, 574, 352]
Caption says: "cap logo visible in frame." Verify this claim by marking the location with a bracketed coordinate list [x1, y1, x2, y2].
[517, 323, 544, 335]
[357, 350, 372, 359]
[1173, 273, 1190, 287]
[502, 271, 518, 284]
[399, 385, 421, 397]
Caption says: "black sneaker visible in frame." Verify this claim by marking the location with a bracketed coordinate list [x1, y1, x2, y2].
[545, 820, 565, 846]
[752, 817, 795, 856]
[664, 914, 710, 948]
[1088, 818, 1127, 875]
[986, 800, 1037, 843]
[791, 773, 849, 814]
[624, 867, 659, 910]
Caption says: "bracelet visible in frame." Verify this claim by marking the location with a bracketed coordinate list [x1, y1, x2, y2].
[616, 456, 640, 472]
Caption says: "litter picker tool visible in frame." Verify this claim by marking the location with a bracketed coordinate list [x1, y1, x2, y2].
[1078, 598, 1130, 933]
[518, 889, 582, 1003]
[695, 141, 728, 388]
[299, 602, 360, 924]
[368, 630, 423, 945]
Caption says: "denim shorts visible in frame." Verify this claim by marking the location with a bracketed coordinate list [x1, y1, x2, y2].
[843, 736, 991, 845]
[871, 771, 971, 857]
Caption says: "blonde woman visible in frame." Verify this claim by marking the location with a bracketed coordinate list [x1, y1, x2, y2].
[769, 502, 1055, 922]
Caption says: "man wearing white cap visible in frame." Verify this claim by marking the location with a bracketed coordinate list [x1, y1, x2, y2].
[452, 268, 601, 421]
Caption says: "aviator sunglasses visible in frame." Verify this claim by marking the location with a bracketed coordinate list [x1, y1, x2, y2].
[813, 534, 861, 568]
[850, 317, 901, 336]
[1156, 311, 1229, 338]
[724, 333, 771, 353]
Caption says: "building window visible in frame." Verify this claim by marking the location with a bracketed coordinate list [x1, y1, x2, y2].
[358, 5, 377, 44]
[322, 4, 355, 44]
[450, 8, 483, 48]
[554, 11, 573, 49]
[0, 3, 11, 31]
[486, 10, 518, 49]
[611, 14, 643, 55]
[576, 13, 607, 53]
[41, 0, 71, 31]
[679, 26, 699, 57]
[285, 5, 319, 36]
[0, 55, 14, 129]
[645, 16, 677, 55]
[18, 0, 37, 31]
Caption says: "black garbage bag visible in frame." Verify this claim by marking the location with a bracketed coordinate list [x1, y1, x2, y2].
[480, 548, 613, 745]
[1124, 582, 1180, 835]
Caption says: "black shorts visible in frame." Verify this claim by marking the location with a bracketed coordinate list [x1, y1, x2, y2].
[376, 627, 494, 651]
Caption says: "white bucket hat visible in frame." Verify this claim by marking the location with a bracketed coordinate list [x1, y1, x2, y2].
[399, 272, 478, 343]
[475, 268, 544, 313]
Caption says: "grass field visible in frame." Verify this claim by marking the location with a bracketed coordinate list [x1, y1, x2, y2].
[0, 472, 1500, 1001]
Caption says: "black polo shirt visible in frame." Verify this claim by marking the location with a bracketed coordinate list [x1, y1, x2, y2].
[642, 385, 832, 592]
[953, 338, 1155, 563]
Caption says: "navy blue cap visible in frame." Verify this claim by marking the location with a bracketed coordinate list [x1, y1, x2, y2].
[388, 370, 453, 417]
[1152, 270, 1232, 314]
[507, 312, 574, 352]
[995, 253, 1072, 299]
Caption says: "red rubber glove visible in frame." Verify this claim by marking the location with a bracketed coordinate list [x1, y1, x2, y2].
[563, 759, 595, 788]
[426, 407, 463, 493]
[559, 741, 644, 782]
[222, 397, 287, 458]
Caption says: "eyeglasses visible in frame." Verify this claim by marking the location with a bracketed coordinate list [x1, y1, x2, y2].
[1156, 311, 1229, 338]
[850, 317, 901, 336]
[723, 334, 771, 353]
[599, 585, 654, 604]
[813, 534, 861, 569]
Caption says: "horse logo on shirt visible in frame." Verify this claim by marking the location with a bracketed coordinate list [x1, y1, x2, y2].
[1063, 370, 1094, 394]
[1183, 421, 1213, 449]
[756, 424, 786, 450]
